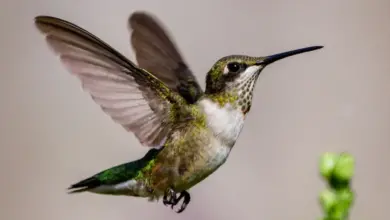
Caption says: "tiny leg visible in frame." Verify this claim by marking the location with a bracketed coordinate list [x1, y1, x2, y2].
[162, 188, 191, 213]
[172, 191, 191, 213]
[163, 188, 177, 206]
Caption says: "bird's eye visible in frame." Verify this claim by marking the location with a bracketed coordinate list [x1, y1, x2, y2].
[227, 62, 241, 73]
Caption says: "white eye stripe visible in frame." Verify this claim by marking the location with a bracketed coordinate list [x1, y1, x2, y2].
[223, 65, 229, 75]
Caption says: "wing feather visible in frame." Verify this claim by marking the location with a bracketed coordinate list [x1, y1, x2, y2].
[34, 15, 189, 148]
[129, 12, 204, 104]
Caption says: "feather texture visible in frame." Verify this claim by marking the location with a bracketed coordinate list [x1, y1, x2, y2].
[129, 12, 203, 104]
[34, 16, 190, 148]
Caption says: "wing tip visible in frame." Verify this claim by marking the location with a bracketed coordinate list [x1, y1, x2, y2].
[34, 15, 57, 26]
[34, 15, 48, 33]
[34, 15, 61, 35]
[128, 11, 161, 30]
[129, 11, 153, 21]
[34, 15, 46, 23]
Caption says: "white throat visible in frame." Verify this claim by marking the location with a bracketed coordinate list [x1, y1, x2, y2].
[198, 98, 245, 147]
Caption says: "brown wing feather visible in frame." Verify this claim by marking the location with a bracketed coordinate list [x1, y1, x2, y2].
[34, 15, 189, 148]
[129, 12, 203, 104]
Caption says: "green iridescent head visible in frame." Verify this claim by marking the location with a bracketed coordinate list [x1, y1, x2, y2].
[205, 46, 323, 113]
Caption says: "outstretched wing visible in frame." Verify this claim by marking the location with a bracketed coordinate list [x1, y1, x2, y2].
[34, 16, 190, 148]
[129, 12, 203, 104]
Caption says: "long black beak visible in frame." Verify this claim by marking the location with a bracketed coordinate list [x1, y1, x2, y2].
[259, 46, 323, 65]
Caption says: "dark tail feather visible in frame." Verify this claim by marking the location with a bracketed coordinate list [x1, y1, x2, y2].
[67, 176, 101, 194]
[67, 148, 163, 194]
[67, 187, 89, 194]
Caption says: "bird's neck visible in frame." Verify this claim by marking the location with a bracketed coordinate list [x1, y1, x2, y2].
[203, 89, 252, 115]
[198, 95, 246, 147]
[203, 91, 239, 109]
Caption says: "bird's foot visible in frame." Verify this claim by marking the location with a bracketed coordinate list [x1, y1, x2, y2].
[163, 188, 177, 206]
[163, 188, 191, 213]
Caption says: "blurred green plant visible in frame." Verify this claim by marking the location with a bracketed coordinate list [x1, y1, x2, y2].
[318, 152, 355, 220]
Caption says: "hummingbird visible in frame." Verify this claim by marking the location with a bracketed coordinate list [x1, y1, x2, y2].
[34, 11, 323, 213]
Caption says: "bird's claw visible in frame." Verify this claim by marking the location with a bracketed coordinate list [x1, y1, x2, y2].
[173, 191, 191, 213]
[163, 188, 191, 213]
[163, 188, 177, 206]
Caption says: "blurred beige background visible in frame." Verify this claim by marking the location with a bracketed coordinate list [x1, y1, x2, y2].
[1, 0, 390, 219]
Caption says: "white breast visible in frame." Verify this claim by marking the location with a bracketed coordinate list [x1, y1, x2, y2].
[199, 98, 245, 147]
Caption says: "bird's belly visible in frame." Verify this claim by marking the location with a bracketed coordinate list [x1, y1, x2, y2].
[173, 139, 231, 191]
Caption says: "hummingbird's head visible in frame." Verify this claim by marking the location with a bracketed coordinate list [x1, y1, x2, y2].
[205, 46, 323, 113]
